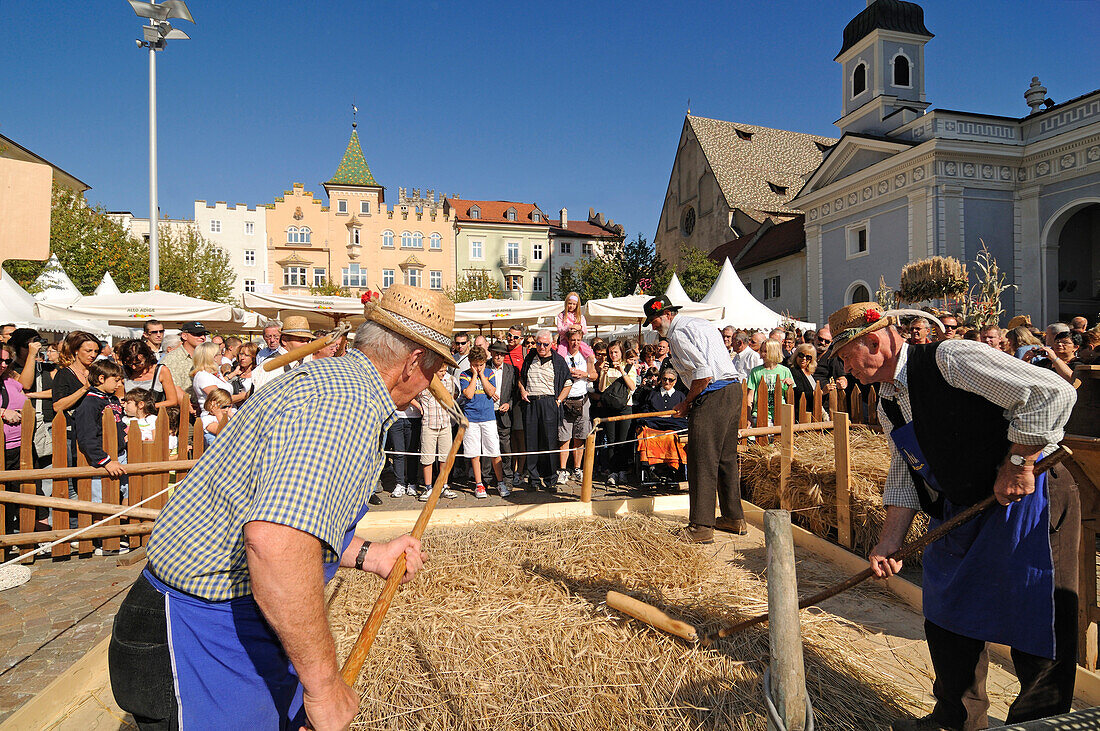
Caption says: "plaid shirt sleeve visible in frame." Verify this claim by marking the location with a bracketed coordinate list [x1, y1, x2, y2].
[878, 394, 922, 510]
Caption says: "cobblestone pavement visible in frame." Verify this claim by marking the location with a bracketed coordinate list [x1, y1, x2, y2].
[0, 553, 145, 724]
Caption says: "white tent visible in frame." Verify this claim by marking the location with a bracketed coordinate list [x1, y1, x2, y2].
[453, 299, 563, 332]
[0, 270, 132, 338]
[32, 254, 81, 304]
[585, 281, 723, 328]
[243, 291, 365, 330]
[702, 258, 816, 331]
[663, 274, 725, 320]
[35, 290, 240, 327]
[94, 271, 121, 296]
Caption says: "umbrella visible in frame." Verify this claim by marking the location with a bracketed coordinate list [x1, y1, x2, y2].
[35, 290, 238, 327]
[1, 270, 133, 338]
[453, 299, 563, 333]
[242, 291, 365, 330]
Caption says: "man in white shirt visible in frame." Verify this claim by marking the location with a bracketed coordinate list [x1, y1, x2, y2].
[256, 321, 285, 364]
[644, 296, 745, 543]
[557, 328, 596, 485]
[730, 333, 762, 381]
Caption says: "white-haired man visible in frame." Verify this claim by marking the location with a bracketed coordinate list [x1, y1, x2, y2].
[109, 286, 456, 730]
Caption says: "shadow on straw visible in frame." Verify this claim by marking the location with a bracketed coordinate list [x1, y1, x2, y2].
[408, 628, 468, 726]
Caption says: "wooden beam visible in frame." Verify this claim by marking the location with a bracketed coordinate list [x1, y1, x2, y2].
[764, 510, 808, 730]
[0, 491, 160, 521]
[0, 522, 154, 548]
[0, 459, 196, 483]
[833, 411, 852, 550]
[779, 404, 794, 510]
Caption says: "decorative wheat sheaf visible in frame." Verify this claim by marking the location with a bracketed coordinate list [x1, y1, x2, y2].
[897, 256, 969, 303]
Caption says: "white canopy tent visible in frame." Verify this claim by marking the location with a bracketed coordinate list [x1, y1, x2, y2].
[94, 271, 122, 296]
[242, 291, 365, 331]
[663, 274, 725, 320]
[32, 254, 81, 305]
[584, 278, 723, 329]
[453, 299, 563, 333]
[35, 290, 243, 329]
[1, 270, 133, 338]
[702, 258, 816, 331]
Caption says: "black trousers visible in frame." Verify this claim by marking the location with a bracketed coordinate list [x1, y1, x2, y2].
[603, 406, 633, 473]
[524, 396, 559, 482]
[925, 466, 1080, 730]
[686, 383, 743, 527]
[109, 574, 178, 730]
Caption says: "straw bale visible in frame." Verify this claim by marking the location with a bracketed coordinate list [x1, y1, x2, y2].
[330, 514, 921, 730]
[740, 429, 928, 559]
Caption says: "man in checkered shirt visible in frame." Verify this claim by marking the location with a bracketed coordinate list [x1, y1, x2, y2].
[828, 302, 1079, 731]
[109, 286, 457, 731]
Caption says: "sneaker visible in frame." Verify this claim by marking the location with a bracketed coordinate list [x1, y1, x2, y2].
[418, 486, 432, 502]
[573, 468, 584, 481]
[512, 473, 524, 487]
[606, 473, 617, 487]
[441, 485, 459, 499]
[474, 484, 488, 499]
[498, 481, 512, 498]
[557, 470, 568, 486]
[391, 484, 407, 498]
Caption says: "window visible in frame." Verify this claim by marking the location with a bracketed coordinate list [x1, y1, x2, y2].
[532, 212, 541, 223]
[313, 268, 327, 287]
[852, 62, 867, 97]
[470, 240, 484, 260]
[893, 54, 911, 87]
[382, 269, 395, 288]
[846, 222, 869, 259]
[505, 275, 522, 292]
[848, 282, 871, 304]
[337, 200, 347, 214]
[429, 270, 442, 290]
[560, 241, 572, 255]
[351, 228, 360, 246]
[245, 221, 254, 235]
[300, 226, 311, 244]
[413, 232, 424, 249]
[286, 226, 299, 244]
[734, 128, 753, 141]
[243, 279, 256, 293]
[582, 243, 593, 255]
[532, 275, 544, 293]
[401, 231, 414, 248]
[415, 205, 423, 215]
[283, 266, 307, 287]
[360, 200, 370, 215]
[382, 230, 394, 248]
[405, 268, 421, 287]
[532, 242, 544, 261]
[430, 232, 442, 250]
[506, 241, 520, 264]
[210, 220, 221, 233]
[763, 276, 781, 300]
[342, 263, 367, 288]
[768, 182, 788, 195]
[469, 205, 481, 219]
[505, 207, 517, 221]
[244, 249, 256, 266]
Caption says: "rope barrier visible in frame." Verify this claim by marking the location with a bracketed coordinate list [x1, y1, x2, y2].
[383, 428, 688, 459]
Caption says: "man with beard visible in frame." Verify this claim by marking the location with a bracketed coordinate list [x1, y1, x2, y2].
[643, 295, 744, 543]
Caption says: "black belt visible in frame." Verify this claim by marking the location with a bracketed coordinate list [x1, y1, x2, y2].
[530, 394, 556, 400]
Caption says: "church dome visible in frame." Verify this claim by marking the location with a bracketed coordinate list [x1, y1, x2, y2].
[837, 0, 933, 58]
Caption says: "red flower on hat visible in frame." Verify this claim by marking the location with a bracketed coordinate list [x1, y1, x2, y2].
[864, 308, 882, 324]
[361, 290, 381, 304]
[653, 301, 664, 312]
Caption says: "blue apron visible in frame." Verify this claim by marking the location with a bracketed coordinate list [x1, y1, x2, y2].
[889, 422, 1056, 659]
[148, 502, 370, 729]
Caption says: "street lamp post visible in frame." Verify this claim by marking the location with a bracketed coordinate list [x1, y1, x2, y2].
[128, 0, 194, 290]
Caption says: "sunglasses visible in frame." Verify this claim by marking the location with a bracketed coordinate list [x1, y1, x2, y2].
[146, 329, 164, 335]
[661, 377, 677, 382]
[455, 340, 468, 346]
[815, 337, 831, 344]
[796, 354, 812, 359]
[943, 325, 957, 330]
[0, 358, 9, 365]
[536, 341, 552, 348]
[507, 334, 519, 340]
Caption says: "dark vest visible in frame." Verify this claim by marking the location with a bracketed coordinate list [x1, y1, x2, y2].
[881, 342, 1011, 508]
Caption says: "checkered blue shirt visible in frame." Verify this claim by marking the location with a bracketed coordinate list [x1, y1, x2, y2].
[147, 348, 398, 601]
[878, 340, 1076, 511]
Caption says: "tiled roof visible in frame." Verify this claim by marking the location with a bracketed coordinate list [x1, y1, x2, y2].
[686, 115, 836, 215]
[326, 130, 379, 187]
[445, 198, 548, 225]
[708, 216, 806, 270]
[548, 220, 623, 239]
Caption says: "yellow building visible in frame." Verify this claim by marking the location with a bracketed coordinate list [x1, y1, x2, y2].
[265, 125, 454, 295]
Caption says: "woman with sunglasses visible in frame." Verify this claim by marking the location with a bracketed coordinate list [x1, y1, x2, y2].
[598, 340, 637, 487]
[790, 344, 818, 417]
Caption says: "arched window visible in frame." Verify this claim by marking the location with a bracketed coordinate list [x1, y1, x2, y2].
[382, 230, 394, 248]
[300, 226, 311, 244]
[413, 232, 424, 248]
[852, 62, 867, 97]
[505, 207, 517, 221]
[286, 226, 299, 244]
[401, 231, 414, 248]
[469, 205, 481, 219]
[430, 233, 442, 250]
[892, 54, 911, 87]
[847, 282, 871, 304]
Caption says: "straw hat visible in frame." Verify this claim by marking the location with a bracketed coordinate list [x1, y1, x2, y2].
[364, 285, 457, 367]
[825, 301, 943, 358]
[1007, 314, 1032, 329]
[281, 315, 314, 338]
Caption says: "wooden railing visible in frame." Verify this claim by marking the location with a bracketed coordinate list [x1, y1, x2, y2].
[738, 380, 878, 443]
[1, 398, 207, 558]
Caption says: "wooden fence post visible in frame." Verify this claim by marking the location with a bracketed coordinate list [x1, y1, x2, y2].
[779, 403, 795, 510]
[154, 405, 169, 508]
[764, 510, 808, 731]
[127, 426, 144, 548]
[812, 383, 823, 422]
[581, 422, 597, 503]
[75, 441, 93, 555]
[19, 403, 35, 536]
[101, 410, 121, 553]
[739, 383, 749, 446]
[756, 385, 769, 440]
[866, 385, 878, 427]
[827, 385, 838, 417]
[50, 413, 70, 558]
[850, 384, 863, 424]
[833, 411, 852, 550]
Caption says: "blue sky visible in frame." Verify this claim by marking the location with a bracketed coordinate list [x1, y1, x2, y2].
[2, 0, 1098, 241]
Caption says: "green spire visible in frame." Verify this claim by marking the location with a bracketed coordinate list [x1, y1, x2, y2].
[327, 130, 378, 187]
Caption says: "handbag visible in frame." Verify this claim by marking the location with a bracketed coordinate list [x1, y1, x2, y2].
[562, 396, 586, 420]
[601, 377, 631, 412]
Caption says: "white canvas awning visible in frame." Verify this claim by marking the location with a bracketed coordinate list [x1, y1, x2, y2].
[453, 299, 563, 332]
[585, 283, 723, 327]
[35, 290, 239, 327]
[702, 258, 816, 331]
[1, 270, 133, 338]
[242, 291, 365, 330]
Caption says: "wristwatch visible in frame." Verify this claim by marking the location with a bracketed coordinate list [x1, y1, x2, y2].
[354, 540, 372, 571]
[1008, 454, 1035, 467]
